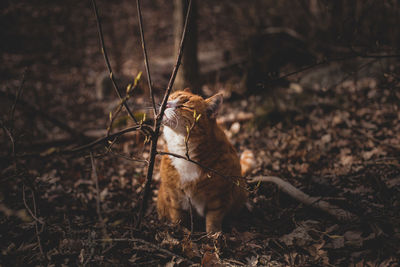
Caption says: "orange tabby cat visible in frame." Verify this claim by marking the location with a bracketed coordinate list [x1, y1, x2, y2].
[157, 89, 250, 233]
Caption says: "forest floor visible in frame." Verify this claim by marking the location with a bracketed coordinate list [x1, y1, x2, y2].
[2, 61, 400, 266]
[1, 1, 400, 266]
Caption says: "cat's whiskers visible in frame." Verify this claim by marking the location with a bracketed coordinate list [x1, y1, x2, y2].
[172, 112, 179, 129]
[163, 107, 179, 129]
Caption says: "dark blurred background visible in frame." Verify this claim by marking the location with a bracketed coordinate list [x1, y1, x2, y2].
[1, 0, 399, 138]
[1, 0, 399, 92]
[1, 0, 398, 148]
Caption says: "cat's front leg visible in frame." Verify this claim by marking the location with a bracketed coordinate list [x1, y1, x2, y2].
[157, 185, 185, 224]
[205, 210, 225, 233]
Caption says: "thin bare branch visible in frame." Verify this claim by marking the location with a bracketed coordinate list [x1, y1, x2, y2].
[107, 150, 149, 164]
[90, 152, 103, 223]
[22, 185, 45, 259]
[10, 67, 27, 132]
[70, 124, 153, 153]
[0, 125, 153, 162]
[0, 120, 16, 157]
[136, 0, 157, 117]
[157, 151, 250, 193]
[157, 151, 227, 179]
[22, 185, 45, 225]
[188, 197, 194, 234]
[156, 0, 193, 125]
[107, 105, 124, 136]
[31, 187, 45, 259]
[91, 0, 138, 124]
[106, 80, 141, 136]
[135, 0, 193, 229]
[269, 52, 400, 85]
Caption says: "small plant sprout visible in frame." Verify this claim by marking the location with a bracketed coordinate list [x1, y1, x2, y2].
[133, 71, 142, 88]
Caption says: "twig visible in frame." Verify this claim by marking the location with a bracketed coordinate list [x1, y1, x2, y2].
[135, 0, 193, 228]
[6, 68, 45, 261]
[22, 185, 45, 225]
[91, 0, 138, 124]
[90, 152, 103, 223]
[268, 53, 400, 85]
[31, 187, 45, 259]
[0, 120, 16, 158]
[0, 125, 154, 162]
[268, 57, 348, 84]
[136, 0, 157, 117]
[157, 151, 226, 179]
[10, 68, 27, 132]
[107, 105, 124, 136]
[107, 74, 142, 136]
[249, 176, 357, 222]
[22, 185, 45, 259]
[188, 197, 194, 234]
[94, 238, 195, 265]
[327, 58, 379, 91]
[107, 150, 149, 164]
[70, 124, 153, 153]
[157, 151, 251, 193]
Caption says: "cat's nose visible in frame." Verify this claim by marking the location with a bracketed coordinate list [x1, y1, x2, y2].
[166, 101, 176, 109]
[165, 99, 179, 109]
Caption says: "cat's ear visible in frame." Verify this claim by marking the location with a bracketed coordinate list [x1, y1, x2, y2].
[205, 93, 223, 118]
[183, 88, 191, 92]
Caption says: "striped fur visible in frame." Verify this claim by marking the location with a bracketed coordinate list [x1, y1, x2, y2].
[157, 90, 248, 233]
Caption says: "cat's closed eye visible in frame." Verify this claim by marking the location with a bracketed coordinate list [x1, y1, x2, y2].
[179, 98, 189, 104]
[180, 104, 195, 111]
[177, 99, 194, 109]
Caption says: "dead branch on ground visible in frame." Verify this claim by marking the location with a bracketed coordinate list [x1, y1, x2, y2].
[249, 176, 357, 222]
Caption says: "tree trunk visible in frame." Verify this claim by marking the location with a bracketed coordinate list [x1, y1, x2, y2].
[173, 0, 200, 94]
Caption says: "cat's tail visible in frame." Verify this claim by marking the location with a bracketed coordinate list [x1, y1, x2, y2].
[240, 149, 256, 177]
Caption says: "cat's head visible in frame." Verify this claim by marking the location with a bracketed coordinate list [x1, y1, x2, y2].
[162, 88, 223, 134]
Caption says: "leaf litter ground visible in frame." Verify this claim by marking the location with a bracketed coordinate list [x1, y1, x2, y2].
[1, 68, 399, 266]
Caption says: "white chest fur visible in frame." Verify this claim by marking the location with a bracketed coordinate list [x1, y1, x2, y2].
[163, 126, 201, 184]
[163, 126, 205, 217]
